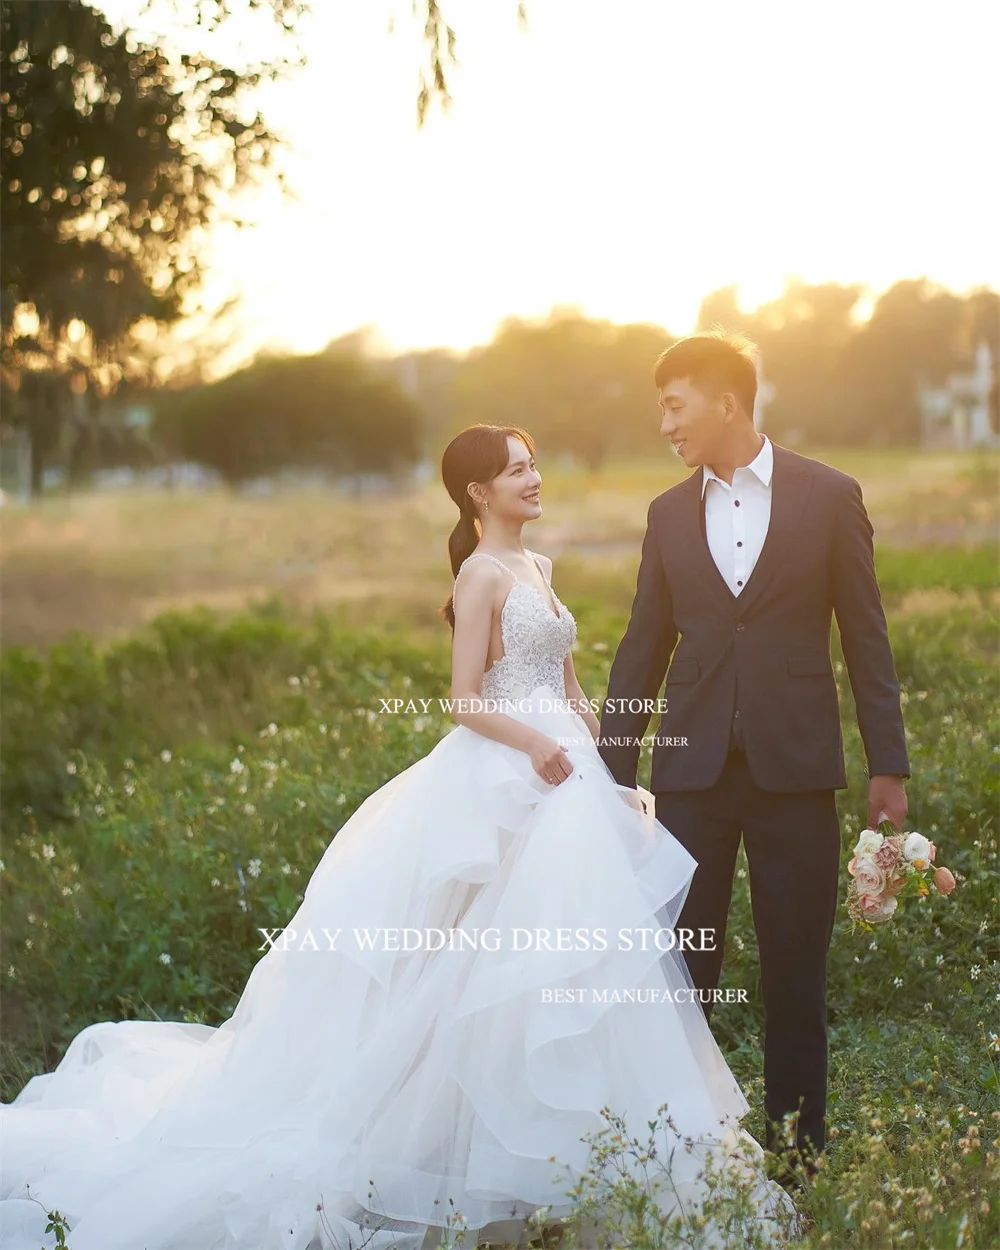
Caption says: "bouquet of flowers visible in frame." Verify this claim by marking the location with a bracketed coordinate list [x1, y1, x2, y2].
[846, 818, 956, 931]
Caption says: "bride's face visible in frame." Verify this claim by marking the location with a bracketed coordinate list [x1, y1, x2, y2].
[657, 376, 728, 468]
[476, 437, 542, 521]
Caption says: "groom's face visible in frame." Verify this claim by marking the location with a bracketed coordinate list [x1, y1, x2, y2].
[657, 376, 726, 467]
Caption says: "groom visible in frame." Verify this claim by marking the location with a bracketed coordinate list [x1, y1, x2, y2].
[596, 331, 911, 1176]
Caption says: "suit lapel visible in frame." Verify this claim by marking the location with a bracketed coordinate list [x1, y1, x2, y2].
[674, 442, 815, 615]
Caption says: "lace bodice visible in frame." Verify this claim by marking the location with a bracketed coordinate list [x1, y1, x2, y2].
[453, 549, 578, 702]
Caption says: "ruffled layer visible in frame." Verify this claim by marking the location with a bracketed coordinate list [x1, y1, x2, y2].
[1, 687, 796, 1250]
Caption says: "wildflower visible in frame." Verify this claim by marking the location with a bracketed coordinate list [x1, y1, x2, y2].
[336, 793, 347, 806]
[893, 976, 904, 988]
[211, 877, 221, 888]
[971, 966, 981, 980]
[288, 675, 301, 687]
[159, 952, 172, 965]
[294, 798, 306, 809]
[230, 758, 246, 775]
[41, 844, 55, 860]
[160, 749, 172, 763]
[66, 761, 77, 774]
[243, 803, 257, 815]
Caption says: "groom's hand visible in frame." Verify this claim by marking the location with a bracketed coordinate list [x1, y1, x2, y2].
[867, 774, 908, 830]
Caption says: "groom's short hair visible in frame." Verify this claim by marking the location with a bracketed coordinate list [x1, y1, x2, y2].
[653, 330, 759, 418]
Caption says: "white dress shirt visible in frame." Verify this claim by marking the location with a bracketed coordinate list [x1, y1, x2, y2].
[701, 435, 773, 596]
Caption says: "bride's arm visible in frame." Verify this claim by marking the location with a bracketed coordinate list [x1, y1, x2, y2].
[449, 562, 572, 783]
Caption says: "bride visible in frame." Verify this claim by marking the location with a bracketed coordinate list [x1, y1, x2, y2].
[0, 424, 800, 1250]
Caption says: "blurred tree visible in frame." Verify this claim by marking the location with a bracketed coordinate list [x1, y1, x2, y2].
[455, 308, 670, 470]
[0, 0, 304, 494]
[155, 348, 424, 483]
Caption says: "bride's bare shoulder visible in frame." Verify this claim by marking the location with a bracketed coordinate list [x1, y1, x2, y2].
[453, 556, 508, 599]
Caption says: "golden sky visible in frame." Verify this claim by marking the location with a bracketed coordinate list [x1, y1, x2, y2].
[100, 0, 998, 366]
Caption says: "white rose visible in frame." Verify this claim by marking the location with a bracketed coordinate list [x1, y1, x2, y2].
[903, 832, 931, 867]
[854, 829, 884, 857]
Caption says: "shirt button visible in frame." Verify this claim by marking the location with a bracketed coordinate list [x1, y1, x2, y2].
[737, 579, 743, 586]
[735, 622, 745, 632]
[734, 500, 741, 507]
[737, 541, 743, 547]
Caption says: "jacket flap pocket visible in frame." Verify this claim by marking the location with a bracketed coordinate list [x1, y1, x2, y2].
[666, 657, 700, 684]
[788, 652, 831, 676]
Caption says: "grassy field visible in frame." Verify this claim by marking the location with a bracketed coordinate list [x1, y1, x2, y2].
[2, 445, 997, 650]
[1, 447, 998, 1247]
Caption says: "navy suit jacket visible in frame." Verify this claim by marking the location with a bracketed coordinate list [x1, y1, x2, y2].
[596, 442, 911, 793]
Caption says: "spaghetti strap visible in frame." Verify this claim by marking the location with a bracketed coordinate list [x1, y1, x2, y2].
[453, 551, 518, 589]
[527, 549, 551, 586]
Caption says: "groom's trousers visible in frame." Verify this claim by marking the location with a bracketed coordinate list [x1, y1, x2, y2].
[654, 745, 841, 1162]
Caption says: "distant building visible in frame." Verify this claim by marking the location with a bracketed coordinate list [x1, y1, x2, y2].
[917, 341, 998, 450]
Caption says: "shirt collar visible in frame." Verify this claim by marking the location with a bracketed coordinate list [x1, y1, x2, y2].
[701, 434, 773, 499]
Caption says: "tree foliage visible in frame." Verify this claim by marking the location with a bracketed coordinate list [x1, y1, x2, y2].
[155, 346, 425, 483]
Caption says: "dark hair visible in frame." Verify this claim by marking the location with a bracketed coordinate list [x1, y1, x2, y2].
[439, 423, 536, 632]
[652, 329, 759, 418]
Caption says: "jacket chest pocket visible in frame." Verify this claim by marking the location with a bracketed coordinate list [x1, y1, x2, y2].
[666, 658, 700, 684]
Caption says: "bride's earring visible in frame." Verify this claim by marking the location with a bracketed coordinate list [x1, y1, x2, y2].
[483, 499, 489, 515]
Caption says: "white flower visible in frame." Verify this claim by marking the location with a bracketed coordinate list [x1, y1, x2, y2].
[243, 803, 256, 815]
[903, 832, 931, 868]
[247, 858, 262, 878]
[893, 976, 903, 987]
[971, 965, 981, 980]
[238, 898, 249, 911]
[923, 1002, 933, 1012]
[281, 862, 292, 875]
[230, 757, 246, 774]
[66, 761, 77, 774]
[294, 798, 306, 809]
[336, 793, 347, 806]
[41, 843, 56, 860]
[267, 723, 278, 736]
[159, 952, 172, 965]
[210, 877, 221, 888]
[288, 675, 300, 687]
[854, 829, 884, 857]
[160, 749, 172, 763]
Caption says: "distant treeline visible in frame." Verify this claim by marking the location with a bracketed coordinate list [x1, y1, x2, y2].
[152, 278, 999, 482]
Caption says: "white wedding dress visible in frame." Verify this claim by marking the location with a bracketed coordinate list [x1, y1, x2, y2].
[0, 551, 799, 1250]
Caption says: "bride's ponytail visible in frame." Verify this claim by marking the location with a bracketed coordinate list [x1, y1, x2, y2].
[441, 506, 481, 631]
[438, 423, 535, 633]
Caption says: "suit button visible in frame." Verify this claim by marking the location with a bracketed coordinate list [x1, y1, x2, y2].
[735, 622, 745, 633]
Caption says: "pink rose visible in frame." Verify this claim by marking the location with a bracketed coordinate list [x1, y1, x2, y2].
[847, 855, 858, 877]
[856, 892, 896, 922]
[933, 866, 956, 895]
[854, 857, 885, 896]
[873, 840, 901, 871]
[928, 841, 937, 862]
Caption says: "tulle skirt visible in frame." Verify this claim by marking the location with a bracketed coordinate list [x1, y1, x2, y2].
[0, 687, 799, 1249]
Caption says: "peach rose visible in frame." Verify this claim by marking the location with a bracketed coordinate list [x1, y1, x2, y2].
[933, 866, 956, 895]
[928, 841, 937, 862]
[854, 857, 886, 896]
[847, 855, 858, 877]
